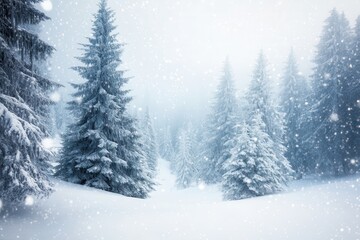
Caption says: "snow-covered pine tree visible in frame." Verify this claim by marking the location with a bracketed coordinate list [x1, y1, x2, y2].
[25, 21, 54, 138]
[311, 9, 353, 176]
[0, 0, 57, 203]
[175, 127, 196, 189]
[189, 122, 206, 183]
[141, 107, 158, 178]
[159, 125, 175, 162]
[203, 59, 238, 184]
[297, 83, 316, 174]
[54, 99, 66, 135]
[246, 52, 293, 179]
[280, 50, 312, 178]
[56, 0, 154, 198]
[222, 113, 287, 201]
[348, 16, 360, 171]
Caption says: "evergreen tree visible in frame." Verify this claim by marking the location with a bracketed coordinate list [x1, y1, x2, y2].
[56, 0, 153, 198]
[141, 108, 158, 178]
[159, 125, 175, 161]
[54, 99, 66, 134]
[246, 52, 293, 179]
[348, 16, 360, 170]
[175, 127, 196, 189]
[203, 59, 238, 183]
[298, 85, 316, 173]
[222, 113, 287, 200]
[311, 9, 353, 176]
[0, 0, 57, 203]
[280, 50, 312, 178]
[190, 122, 206, 183]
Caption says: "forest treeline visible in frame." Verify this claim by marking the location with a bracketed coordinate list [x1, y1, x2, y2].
[0, 0, 359, 204]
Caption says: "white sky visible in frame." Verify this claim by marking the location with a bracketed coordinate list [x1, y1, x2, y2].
[41, 0, 360, 127]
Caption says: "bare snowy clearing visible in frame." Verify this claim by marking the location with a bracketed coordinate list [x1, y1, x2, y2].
[1, 159, 359, 240]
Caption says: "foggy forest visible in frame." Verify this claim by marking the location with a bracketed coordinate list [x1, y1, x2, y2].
[0, 0, 360, 239]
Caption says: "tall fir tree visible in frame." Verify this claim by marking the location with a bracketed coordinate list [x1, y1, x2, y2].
[0, 0, 57, 203]
[159, 125, 175, 161]
[202, 59, 238, 183]
[56, 0, 153, 198]
[280, 50, 312, 178]
[175, 126, 196, 189]
[141, 108, 158, 178]
[222, 114, 288, 200]
[245, 52, 293, 179]
[311, 9, 353, 176]
[189, 122, 205, 183]
[53, 99, 66, 135]
[348, 16, 360, 170]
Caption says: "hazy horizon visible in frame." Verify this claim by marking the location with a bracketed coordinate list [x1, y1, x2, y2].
[40, 0, 360, 129]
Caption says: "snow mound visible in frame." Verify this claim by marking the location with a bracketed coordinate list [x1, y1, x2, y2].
[1, 159, 359, 240]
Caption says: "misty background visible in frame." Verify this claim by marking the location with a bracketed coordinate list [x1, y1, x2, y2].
[39, 0, 360, 130]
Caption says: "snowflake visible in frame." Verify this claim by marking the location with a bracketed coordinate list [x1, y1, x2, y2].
[25, 196, 34, 206]
[350, 159, 357, 165]
[324, 73, 331, 80]
[198, 182, 205, 190]
[75, 96, 82, 104]
[41, 0, 53, 11]
[49, 91, 61, 103]
[42, 138, 56, 151]
[329, 112, 339, 122]
[244, 178, 252, 184]
[0, 199, 2, 210]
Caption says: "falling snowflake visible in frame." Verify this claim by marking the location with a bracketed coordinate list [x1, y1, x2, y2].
[41, 138, 57, 151]
[329, 112, 339, 122]
[75, 96, 82, 104]
[25, 196, 34, 206]
[244, 178, 252, 184]
[324, 73, 331, 80]
[50, 91, 61, 103]
[0, 199, 2, 210]
[198, 182, 205, 190]
[41, 0, 53, 11]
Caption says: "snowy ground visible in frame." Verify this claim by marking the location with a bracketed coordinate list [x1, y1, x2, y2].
[1, 159, 359, 240]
